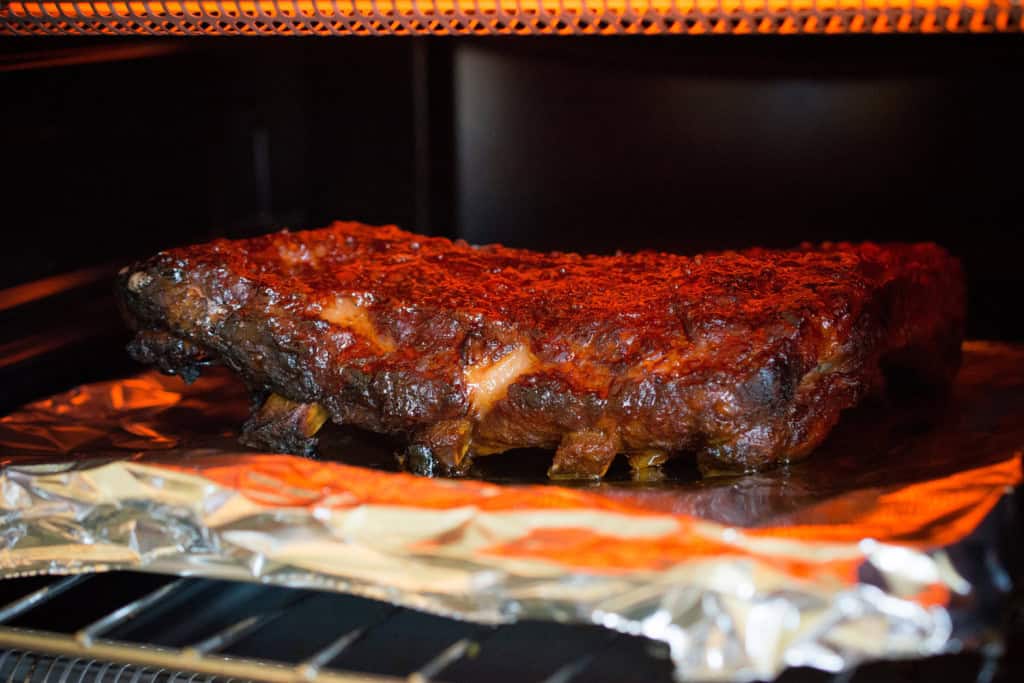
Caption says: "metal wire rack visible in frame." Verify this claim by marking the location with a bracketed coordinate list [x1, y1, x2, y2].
[0, 572, 676, 683]
[0, 0, 1021, 36]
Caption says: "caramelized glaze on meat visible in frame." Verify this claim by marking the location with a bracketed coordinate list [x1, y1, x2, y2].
[117, 222, 965, 479]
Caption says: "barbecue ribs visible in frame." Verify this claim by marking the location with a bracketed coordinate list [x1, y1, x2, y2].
[117, 222, 965, 479]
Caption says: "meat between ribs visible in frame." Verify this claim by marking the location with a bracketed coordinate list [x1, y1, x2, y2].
[116, 222, 965, 479]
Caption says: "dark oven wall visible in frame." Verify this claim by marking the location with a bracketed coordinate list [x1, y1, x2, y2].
[0, 38, 420, 287]
[0, 38, 423, 413]
[1, 36, 1022, 413]
[452, 36, 1024, 343]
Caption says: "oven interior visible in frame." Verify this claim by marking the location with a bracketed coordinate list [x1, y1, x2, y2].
[1, 35, 1023, 682]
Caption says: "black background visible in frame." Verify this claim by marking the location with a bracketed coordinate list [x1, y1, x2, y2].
[1, 35, 1022, 339]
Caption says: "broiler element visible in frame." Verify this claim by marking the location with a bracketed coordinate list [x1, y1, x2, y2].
[117, 222, 965, 480]
[3, 1, 1020, 37]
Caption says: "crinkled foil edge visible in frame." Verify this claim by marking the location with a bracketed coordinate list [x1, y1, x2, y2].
[0, 459, 1009, 682]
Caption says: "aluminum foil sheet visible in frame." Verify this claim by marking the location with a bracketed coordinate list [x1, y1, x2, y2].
[1, 341, 1022, 682]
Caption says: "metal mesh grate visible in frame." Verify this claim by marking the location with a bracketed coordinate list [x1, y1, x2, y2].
[0, 573, 676, 683]
[0, 0, 1021, 36]
[0, 652, 222, 683]
[0, 576, 400, 683]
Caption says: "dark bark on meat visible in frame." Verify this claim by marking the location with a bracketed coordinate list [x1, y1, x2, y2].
[240, 393, 329, 457]
[115, 222, 966, 479]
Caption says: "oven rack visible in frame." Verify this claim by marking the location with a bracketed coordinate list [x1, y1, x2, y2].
[2, 0, 1021, 36]
[0, 572, 677, 683]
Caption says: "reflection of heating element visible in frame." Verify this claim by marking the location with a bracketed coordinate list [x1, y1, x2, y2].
[1, 0, 1021, 35]
[0, 572, 666, 683]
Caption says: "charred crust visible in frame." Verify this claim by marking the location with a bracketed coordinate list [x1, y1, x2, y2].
[240, 423, 319, 457]
[115, 222, 966, 479]
[127, 330, 212, 384]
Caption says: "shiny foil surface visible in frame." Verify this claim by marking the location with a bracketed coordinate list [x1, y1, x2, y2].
[1, 341, 1022, 681]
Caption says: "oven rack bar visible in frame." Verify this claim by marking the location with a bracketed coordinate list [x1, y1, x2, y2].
[0, 632, 391, 683]
[0, 576, 395, 683]
[0, 573, 666, 683]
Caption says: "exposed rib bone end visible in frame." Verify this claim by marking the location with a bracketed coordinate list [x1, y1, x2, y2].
[548, 429, 619, 481]
[627, 450, 669, 482]
[400, 419, 474, 477]
[240, 393, 330, 457]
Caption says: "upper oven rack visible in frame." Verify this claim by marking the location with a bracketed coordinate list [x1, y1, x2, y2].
[1, 0, 1021, 36]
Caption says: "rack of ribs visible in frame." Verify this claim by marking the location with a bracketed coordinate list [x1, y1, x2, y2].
[116, 222, 965, 480]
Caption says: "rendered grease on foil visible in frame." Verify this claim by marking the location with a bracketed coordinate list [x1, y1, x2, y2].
[1, 342, 1022, 682]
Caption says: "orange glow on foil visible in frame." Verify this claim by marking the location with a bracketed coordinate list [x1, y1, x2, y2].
[164, 450, 1021, 597]
[2, 0, 1020, 35]
[4, 341, 1022, 612]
